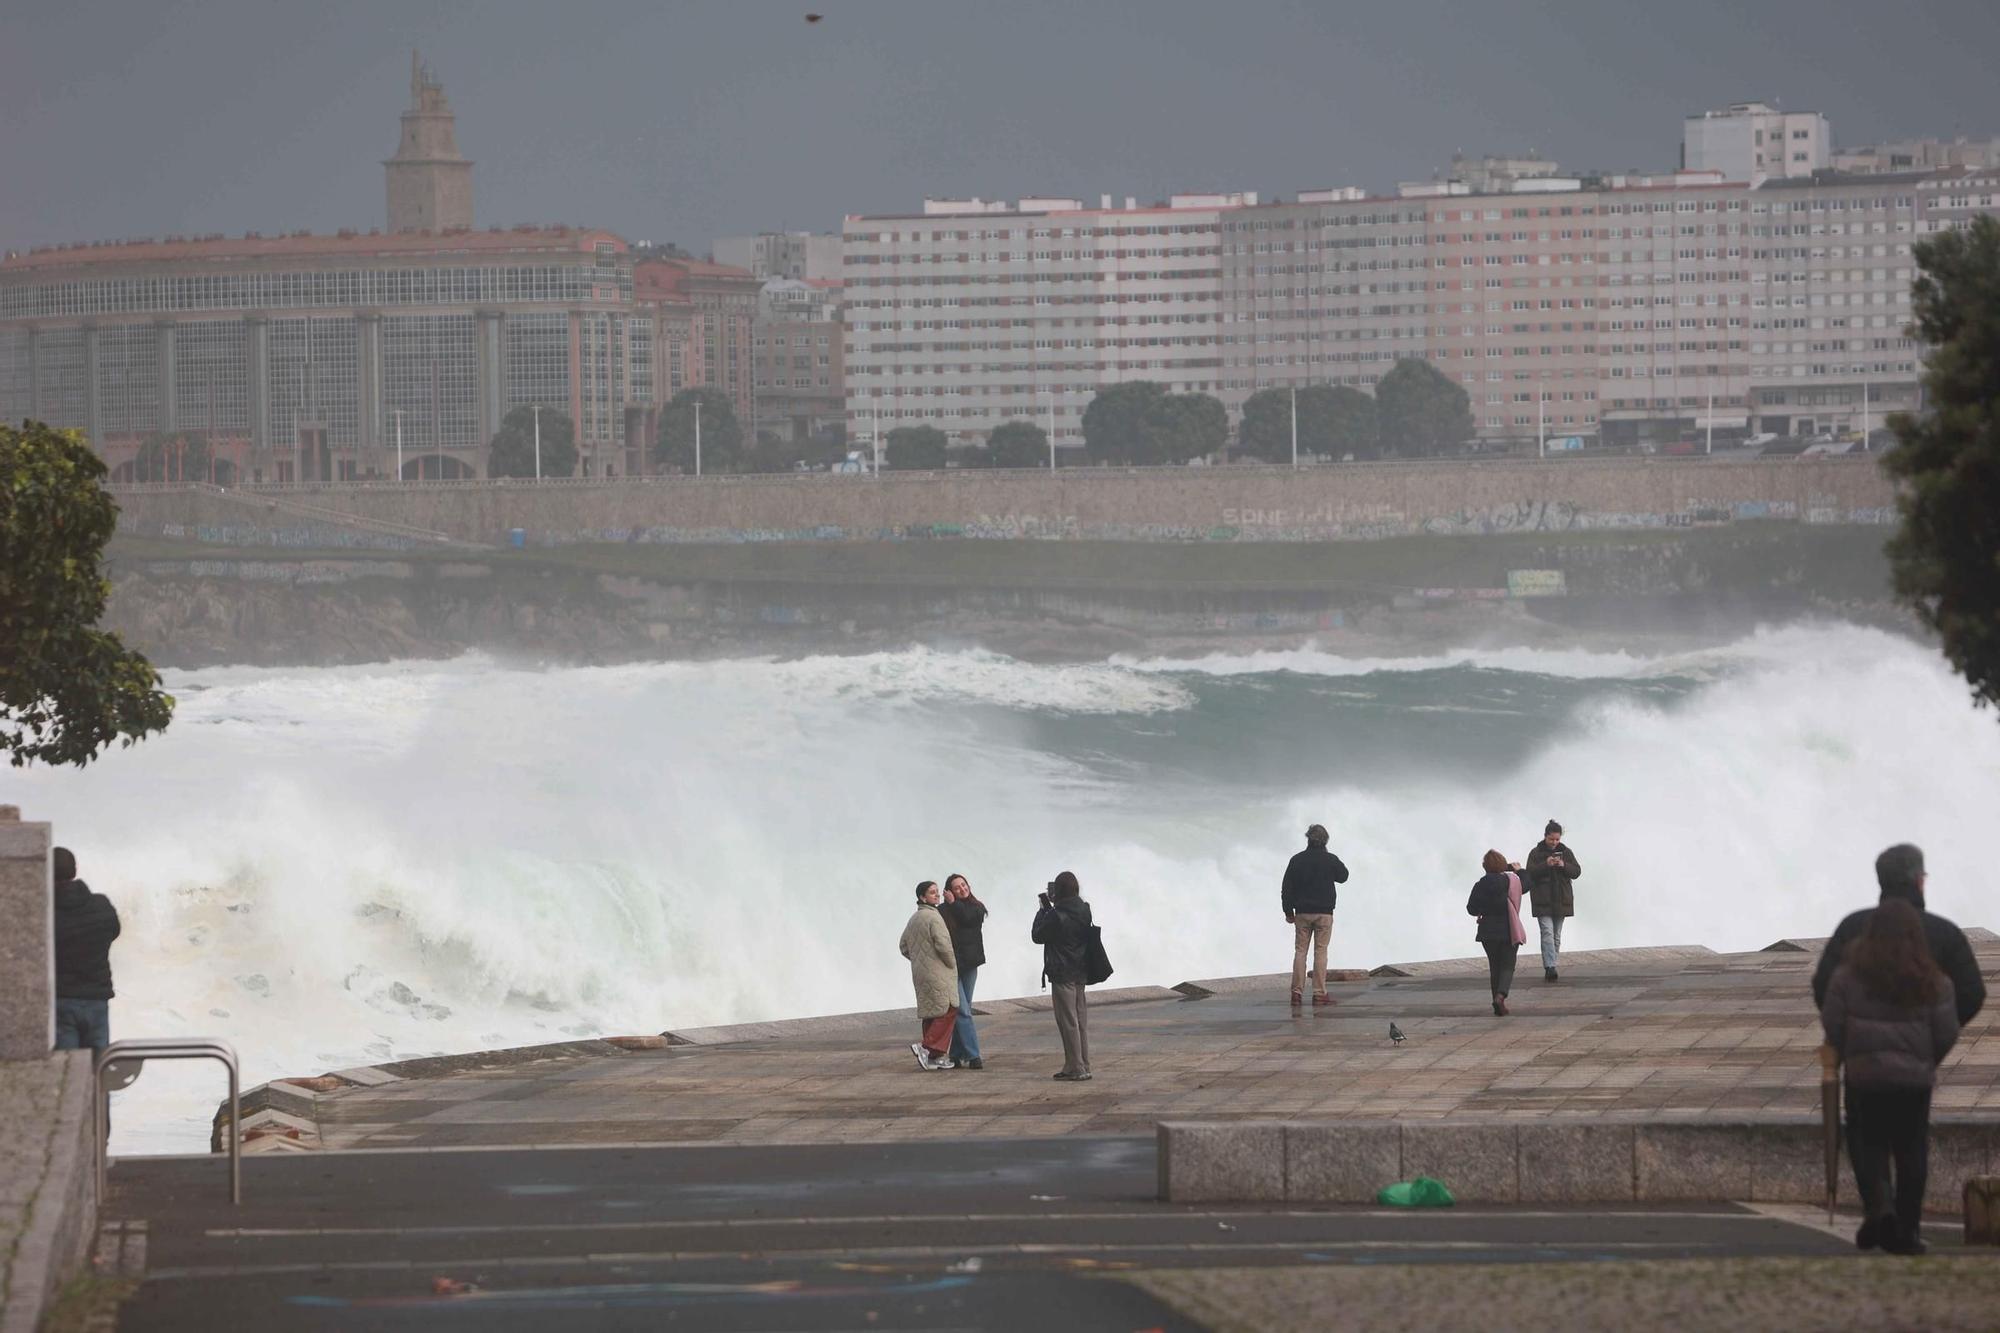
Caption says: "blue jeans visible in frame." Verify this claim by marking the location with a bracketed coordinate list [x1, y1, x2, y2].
[1538, 916, 1564, 971]
[55, 998, 111, 1052]
[949, 969, 981, 1062]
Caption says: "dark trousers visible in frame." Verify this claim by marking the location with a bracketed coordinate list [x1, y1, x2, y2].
[1482, 941, 1518, 998]
[1846, 1085, 1931, 1243]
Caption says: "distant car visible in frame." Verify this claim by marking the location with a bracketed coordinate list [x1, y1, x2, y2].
[1745, 432, 1781, 449]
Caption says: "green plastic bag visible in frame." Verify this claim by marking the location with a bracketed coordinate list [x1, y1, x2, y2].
[1375, 1175, 1456, 1207]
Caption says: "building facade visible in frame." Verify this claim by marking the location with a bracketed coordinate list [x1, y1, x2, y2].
[843, 169, 1999, 453]
[1683, 102, 1830, 182]
[632, 258, 760, 436]
[752, 279, 843, 441]
[713, 232, 842, 282]
[0, 228, 645, 480]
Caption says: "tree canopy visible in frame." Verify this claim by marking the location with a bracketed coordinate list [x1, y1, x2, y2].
[1237, 385, 1381, 463]
[654, 388, 746, 473]
[1081, 382, 1228, 466]
[985, 419, 1051, 469]
[1, 422, 174, 767]
[1883, 214, 2000, 714]
[487, 405, 577, 479]
[884, 424, 949, 470]
[1375, 358, 1475, 458]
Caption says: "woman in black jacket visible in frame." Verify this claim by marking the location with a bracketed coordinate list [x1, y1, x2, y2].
[1821, 897, 1960, 1255]
[1466, 850, 1527, 1016]
[1032, 871, 1093, 1081]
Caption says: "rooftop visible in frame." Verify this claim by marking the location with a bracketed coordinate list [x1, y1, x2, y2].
[0, 226, 626, 273]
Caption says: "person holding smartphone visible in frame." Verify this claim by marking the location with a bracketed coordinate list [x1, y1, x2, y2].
[1523, 820, 1582, 982]
[1032, 872, 1093, 1081]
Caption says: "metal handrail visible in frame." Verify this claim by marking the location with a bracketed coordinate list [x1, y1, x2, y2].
[95, 1037, 241, 1204]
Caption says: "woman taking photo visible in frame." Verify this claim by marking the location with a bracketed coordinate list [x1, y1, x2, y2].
[1821, 897, 1961, 1254]
[1466, 850, 1527, 1016]
[1032, 871, 1093, 1081]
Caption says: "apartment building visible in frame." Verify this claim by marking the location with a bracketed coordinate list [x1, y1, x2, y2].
[632, 257, 759, 429]
[753, 278, 844, 441]
[1684, 102, 1830, 181]
[842, 193, 1248, 449]
[714, 231, 843, 282]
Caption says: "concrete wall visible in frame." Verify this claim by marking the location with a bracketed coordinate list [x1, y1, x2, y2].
[0, 809, 52, 1061]
[1160, 1117, 1998, 1214]
[110, 457, 1899, 550]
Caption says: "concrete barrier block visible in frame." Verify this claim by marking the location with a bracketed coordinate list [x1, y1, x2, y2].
[1158, 1121, 1285, 1203]
[1637, 1123, 1753, 1201]
[1928, 1120, 2000, 1214]
[1400, 1123, 1518, 1203]
[1965, 1177, 2000, 1247]
[0, 815, 53, 1062]
[1518, 1122, 1636, 1204]
[1284, 1122, 1401, 1203]
[1748, 1121, 1854, 1206]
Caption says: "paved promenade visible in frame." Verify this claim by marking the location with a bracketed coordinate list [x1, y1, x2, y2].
[227, 934, 1999, 1154]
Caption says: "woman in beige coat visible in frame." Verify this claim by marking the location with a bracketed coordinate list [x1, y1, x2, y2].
[899, 881, 960, 1070]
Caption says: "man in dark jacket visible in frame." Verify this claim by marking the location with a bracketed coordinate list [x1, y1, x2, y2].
[1281, 824, 1350, 1007]
[1523, 820, 1582, 982]
[52, 846, 121, 1052]
[1032, 872, 1094, 1080]
[940, 874, 988, 1070]
[1812, 843, 1986, 1027]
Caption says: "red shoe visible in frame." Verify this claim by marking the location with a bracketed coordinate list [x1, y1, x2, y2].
[1290, 990, 1304, 1007]
[1493, 996, 1510, 1016]
[1312, 992, 1334, 1007]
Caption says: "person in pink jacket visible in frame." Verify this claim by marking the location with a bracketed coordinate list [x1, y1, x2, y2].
[1466, 849, 1528, 1016]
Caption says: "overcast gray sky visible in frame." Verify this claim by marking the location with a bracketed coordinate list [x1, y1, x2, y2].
[3, 0, 1994, 254]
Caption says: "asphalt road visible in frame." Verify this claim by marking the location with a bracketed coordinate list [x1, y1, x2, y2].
[107, 1137, 1870, 1332]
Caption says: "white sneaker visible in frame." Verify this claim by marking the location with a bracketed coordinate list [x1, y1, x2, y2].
[911, 1042, 929, 1069]
[930, 1058, 955, 1070]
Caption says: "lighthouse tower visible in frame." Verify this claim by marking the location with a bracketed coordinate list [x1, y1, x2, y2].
[383, 51, 474, 232]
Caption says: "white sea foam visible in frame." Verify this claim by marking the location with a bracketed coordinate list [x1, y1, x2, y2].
[6, 625, 1994, 1153]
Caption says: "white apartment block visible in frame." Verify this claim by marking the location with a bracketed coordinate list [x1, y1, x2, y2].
[842, 195, 1250, 448]
[1684, 102, 1830, 181]
[843, 169, 1999, 452]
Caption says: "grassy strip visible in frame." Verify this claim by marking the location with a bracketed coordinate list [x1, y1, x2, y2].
[111, 523, 1887, 597]
[1127, 1254, 2000, 1333]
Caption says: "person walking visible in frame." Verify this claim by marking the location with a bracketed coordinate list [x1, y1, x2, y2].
[1523, 820, 1581, 982]
[1812, 843, 1985, 1027]
[1281, 824, 1350, 1007]
[1466, 850, 1527, 1017]
[53, 847, 120, 1052]
[1032, 871, 1093, 1081]
[1820, 897, 1960, 1255]
[940, 873, 987, 1071]
[898, 881, 958, 1071]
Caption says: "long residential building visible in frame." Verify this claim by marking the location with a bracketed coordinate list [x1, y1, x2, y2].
[844, 167, 2000, 452]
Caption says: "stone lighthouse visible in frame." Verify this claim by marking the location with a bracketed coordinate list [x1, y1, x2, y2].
[383, 51, 474, 232]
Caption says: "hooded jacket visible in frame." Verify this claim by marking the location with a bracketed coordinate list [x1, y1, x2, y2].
[1281, 843, 1350, 916]
[1821, 964, 1960, 1090]
[54, 879, 121, 1001]
[1032, 896, 1093, 986]
[1812, 900, 1986, 1027]
[1522, 841, 1581, 919]
[898, 903, 959, 1020]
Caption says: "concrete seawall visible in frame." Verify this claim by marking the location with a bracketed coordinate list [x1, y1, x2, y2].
[110, 456, 1898, 550]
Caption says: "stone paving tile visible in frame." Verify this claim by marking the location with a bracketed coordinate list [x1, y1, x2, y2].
[288, 940, 2000, 1151]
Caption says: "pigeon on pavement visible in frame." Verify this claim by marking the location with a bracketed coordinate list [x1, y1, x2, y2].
[1389, 1022, 1407, 1043]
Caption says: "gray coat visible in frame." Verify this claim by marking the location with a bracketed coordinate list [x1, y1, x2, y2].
[1820, 963, 1960, 1090]
[899, 903, 959, 1020]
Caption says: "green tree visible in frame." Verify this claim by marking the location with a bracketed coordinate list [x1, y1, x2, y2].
[1883, 214, 2000, 714]
[884, 424, 948, 470]
[1, 422, 174, 767]
[487, 405, 577, 479]
[1237, 385, 1380, 463]
[985, 419, 1050, 469]
[134, 431, 233, 484]
[1081, 382, 1228, 465]
[1375, 358, 1475, 458]
[654, 388, 746, 474]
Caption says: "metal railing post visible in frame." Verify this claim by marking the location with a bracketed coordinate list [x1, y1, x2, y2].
[95, 1038, 242, 1204]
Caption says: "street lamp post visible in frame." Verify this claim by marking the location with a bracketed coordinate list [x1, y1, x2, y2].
[392, 408, 405, 481]
[1042, 389, 1057, 470]
[1290, 385, 1299, 469]
[532, 404, 543, 481]
[693, 399, 702, 477]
